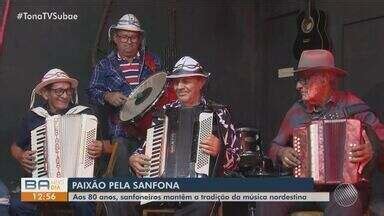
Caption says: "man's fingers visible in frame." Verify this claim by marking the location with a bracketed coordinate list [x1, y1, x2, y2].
[285, 156, 299, 167]
[200, 143, 213, 151]
[23, 167, 34, 174]
[22, 157, 35, 166]
[138, 159, 150, 166]
[22, 162, 35, 173]
[282, 159, 291, 168]
[287, 151, 301, 165]
[350, 155, 369, 163]
[362, 130, 371, 145]
[118, 94, 128, 101]
[202, 148, 213, 155]
[26, 150, 36, 156]
[133, 162, 150, 174]
[134, 155, 150, 166]
[351, 149, 367, 158]
[282, 157, 297, 168]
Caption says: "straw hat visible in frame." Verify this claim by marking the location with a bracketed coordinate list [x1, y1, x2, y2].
[167, 56, 210, 79]
[108, 14, 144, 41]
[30, 68, 78, 109]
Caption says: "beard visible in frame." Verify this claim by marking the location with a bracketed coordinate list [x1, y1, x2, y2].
[303, 82, 331, 105]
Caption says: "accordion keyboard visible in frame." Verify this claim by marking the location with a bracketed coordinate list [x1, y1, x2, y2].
[145, 122, 167, 178]
[195, 112, 213, 176]
[31, 125, 48, 177]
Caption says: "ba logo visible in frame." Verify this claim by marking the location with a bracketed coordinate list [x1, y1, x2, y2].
[24, 179, 50, 190]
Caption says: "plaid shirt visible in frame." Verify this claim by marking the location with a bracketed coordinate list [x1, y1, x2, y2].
[136, 98, 241, 174]
[88, 50, 161, 138]
[268, 91, 384, 163]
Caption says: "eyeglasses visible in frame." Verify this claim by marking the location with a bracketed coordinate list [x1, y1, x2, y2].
[50, 88, 74, 97]
[116, 33, 140, 43]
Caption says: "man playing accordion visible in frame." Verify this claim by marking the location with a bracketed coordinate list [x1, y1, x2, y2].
[262, 50, 384, 215]
[10, 68, 103, 215]
[129, 56, 241, 215]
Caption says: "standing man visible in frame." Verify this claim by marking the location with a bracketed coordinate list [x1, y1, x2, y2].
[10, 68, 103, 215]
[264, 50, 384, 215]
[129, 56, 240, 215]
[88, 13, 174, 176]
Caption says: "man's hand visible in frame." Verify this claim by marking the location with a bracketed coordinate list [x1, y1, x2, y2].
[129, 154, 150, 176]
[87, 140, 103, 159]
[200, 134, 221, 157]
[279, 147, 301, 168]
[19, 150, 36, 174]
[104, 92, 127, 107]
[350, 130, 373, 164]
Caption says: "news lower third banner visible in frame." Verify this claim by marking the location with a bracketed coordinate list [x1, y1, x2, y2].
[21, 178, 329, 202]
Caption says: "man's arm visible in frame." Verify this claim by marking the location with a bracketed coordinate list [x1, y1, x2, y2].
[346, 93, 384, 169]
[216, 108, 241, 173]
[267, 107, 301, 168]
[10, 143, 36, 174]
[88, 62, 109, 106]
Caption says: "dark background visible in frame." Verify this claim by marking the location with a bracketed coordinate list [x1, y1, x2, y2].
[0, 0, 383, 213]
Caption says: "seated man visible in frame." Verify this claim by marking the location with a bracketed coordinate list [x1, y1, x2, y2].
[129, 56, 241, 215]
[10, 68, 103, 216]
[263, 50, 384, 216]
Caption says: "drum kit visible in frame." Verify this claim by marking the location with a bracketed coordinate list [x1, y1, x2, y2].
[236, 127, 276, 177]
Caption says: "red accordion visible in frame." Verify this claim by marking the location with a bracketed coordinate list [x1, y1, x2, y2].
[293, 119, 363, 184]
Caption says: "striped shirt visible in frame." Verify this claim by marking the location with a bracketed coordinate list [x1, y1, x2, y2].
[118, 53, 141, 88]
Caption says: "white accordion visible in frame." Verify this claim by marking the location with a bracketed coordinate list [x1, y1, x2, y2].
[31, 114, 97, 178]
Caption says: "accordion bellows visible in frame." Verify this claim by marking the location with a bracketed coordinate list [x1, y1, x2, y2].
[31, 114, 97, 178]
[293, 119, 363, 184]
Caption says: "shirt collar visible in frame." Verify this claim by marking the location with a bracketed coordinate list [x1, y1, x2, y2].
[116, 51, 141, 61]
[43, 103, 73, 115]
[173, 96, 207, 108]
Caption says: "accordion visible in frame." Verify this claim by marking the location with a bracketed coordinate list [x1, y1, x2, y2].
[31, 114, 97, 178]
[144, 107, 213, 178]
[293, 119, 363, 184]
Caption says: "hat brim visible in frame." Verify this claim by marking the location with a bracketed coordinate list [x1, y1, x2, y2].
[295, 66, 347, 77]
[167, 73, 209, 79]
[110, 25, 144, 33]
[35, 78, 78, 95]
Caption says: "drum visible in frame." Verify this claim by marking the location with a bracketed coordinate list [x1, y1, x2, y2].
[120, 72, 167, 122]
[236, 127, 275, 177]
[236, 127, 261, 153]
